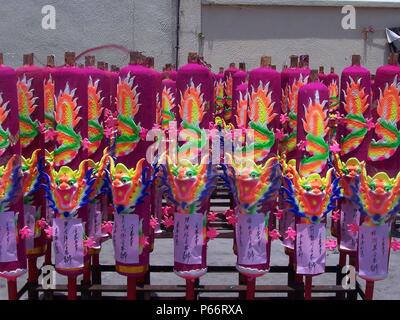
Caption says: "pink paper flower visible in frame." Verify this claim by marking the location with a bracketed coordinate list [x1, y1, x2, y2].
[280, 114, 289, 124]
[391, 239, 400, 252]
[224, 209, 234, 217]
[366, 117, 375, 131]
[19, 226, 33, 239]
[162, 215, 174, 229]
[206, 227, 219, 240]
[101, 221, 113, 235]
[347, 223, 359, 234]
[275, 128, 287, 141]
[38, 122, 47, 134]
[226, 214, 237, 226]
[82, 138, 91, 151]
[329, 141, 341, 153]
[274, 209, 284, 220]
[285, 227, 297, 241]
[331, 210, 341, 223]
[140, 127, 148, 140]
[297, 140, 307, 151]
[44, 226, 53, 239]
[207, 211, 218, 222]
[325, 238, 337, 251]
[84, 237, 96, 249]
[150, 216, 159, 229]
[104, 126, 114, 139]
[269, 229, 281, 241]
[45, 127, 57, 141]
[162, 205, 172, 217]
[37, 218, 48, 230]
[139, 235, 149, 247]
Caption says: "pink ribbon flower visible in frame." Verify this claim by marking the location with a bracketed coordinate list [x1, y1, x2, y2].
[274, 209, 284, 220]
[325, 238, 337, 251]
[139, 235, 149, 248]
[285, 227, 297, 241]
[162, 215, 174, 229]
[150, 216, 159, 229]
[391, 239, 400, 252]
[331, 210, 341, 223]
[44, 226, 53, 239]
[101, 221, 113, 235]
[206, 227, 219, 240]
[19, 226, 33, 239]
[269, 229, 281, 241]
[37, 218, 48, 230]
[347, 223, 359, 234]
[279, 114, 289, 124]
[207, 211, 218, 222]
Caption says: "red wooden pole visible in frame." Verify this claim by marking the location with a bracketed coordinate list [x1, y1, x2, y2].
[246, 277, 256, 300]
[365, 280, 374, 300]
[186, 279, 195, 300]
[304, 276, 312, 300]
[28, 257, 38, 283]
[67, 276, 77, 300]
[7, 279, 18, 300]
[339, 251, 347, 267]
[44, 243, 52, 265]
[83, 262, 91, 284]
[127, 277, 137, 300]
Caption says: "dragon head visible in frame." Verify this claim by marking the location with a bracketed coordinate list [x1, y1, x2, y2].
[109, 158, 149, 213]
[226, 154, 281, 212]
[87, 148, 110, 200]
[21, 149, 41, 198]
[0, 155, 20, 208]
[333, 154, 363, 197]
[46, 160, 93, 216]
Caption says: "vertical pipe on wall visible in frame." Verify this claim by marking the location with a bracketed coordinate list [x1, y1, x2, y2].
[175, 0, 181, 68]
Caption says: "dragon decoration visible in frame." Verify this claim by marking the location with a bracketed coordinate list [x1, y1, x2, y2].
[160, 85, 175, 130]
[0, 155, 22, 212]
[115, 73, 141, 157]
[367, 76, 400, 161]
[351, 162, 400, 227]
[43, 75, 55, 143]
[21, 149, 42, 203]
[17, 75, 39, 148]
[299, 91, 329, 176]
[178, 79, 207, 162]
[243, 81, 277, 163]
[0, 94, 11, 157]
[222, 155, 281, 215]
[88, 76, 104, 156]
[214, 78, 225, 117]
[235, 91, 248, 129]
[283, 75, 308, 153]
[341, 77, 370, 155]
[282, 162, 341, 224]
[224, 74, 233, 121]
[53, 82, 82, 167]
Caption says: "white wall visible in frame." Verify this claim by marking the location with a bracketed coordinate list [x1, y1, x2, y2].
[199, 3, 399, 73]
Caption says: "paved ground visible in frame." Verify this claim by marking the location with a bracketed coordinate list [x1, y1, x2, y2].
[1, 233, 399, 300]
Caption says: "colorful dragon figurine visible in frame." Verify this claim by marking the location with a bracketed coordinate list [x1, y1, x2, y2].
[341, 77, 369, 155]
[44, 75, 55, 141]
[282, 164, 341, 224]
[115, 73, 141, 158]
[214, 78, 225, 117]
[222, 155, 281, 215]
[0, 93, 11, 157]
[160, 155, 216, 215]
[108, 157, 153, 214]
[0, 155, 21, 212]
[351, 162, 400, 226]
[21, 149, 42, 202]
[328, 80, 339, 113]
[17, 75, 39, 149]
[87, 149, 110, 201]
[88, 76, 104, 156]
[234, 91, 248, 129]
[284, 75, 309, 153]
[243, 81, 277, 162]
[53, 82, 82, 167]
[333, 153, 363, 199]
[368, 76, 400, 161]
[224, 74, 233, 120]
[299, 91, 329, 176]
[178, 79, 207, 161]
[160, 85, 175, 130]
[42, 159, 95, 218]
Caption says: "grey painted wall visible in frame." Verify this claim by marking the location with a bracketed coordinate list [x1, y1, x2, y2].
[0, 0, 177, 69]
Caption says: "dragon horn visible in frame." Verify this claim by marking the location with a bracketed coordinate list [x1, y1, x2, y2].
[108, 155, 115, 174]
[133, 158, 145, 180]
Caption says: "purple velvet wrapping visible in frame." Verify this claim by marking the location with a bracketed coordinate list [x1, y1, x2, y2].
[367, 64, 400, 177]
[296, 81, 330, 174]
[231, 70, 247, 127]
[176, 63, 213, 128]
[107, 70, 118, 115]
[248, 66, 282, 157]
[115, 64, 159, 277]
[280, 67, 310, 160]
[0, 65, 26, 277]
[318, 72, 326, 83]
[162, 70, 177, 81]
[43, 66, 56, 152]
[16, 65, 47, 258]
[322, 72, 339, 88]
[338, 65, 371, 161]
[53, 66, 89, 275]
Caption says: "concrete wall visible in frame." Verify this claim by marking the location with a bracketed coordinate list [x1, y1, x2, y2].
[0, 0, 177, 69]
[200, 4, 399, 73]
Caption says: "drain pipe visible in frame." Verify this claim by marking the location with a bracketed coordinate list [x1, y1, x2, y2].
[175, 0, 180, 68]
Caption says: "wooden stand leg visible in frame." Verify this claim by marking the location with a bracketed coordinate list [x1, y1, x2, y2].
[336, 251, 347, 299]
[91, 253, 101, 299]
[304, 276, 312, 300]
[365, 280, 374, 300]
[44, 242, 52, 265]
[238, 272, 247, 299]
[186, 279, 195, 300]
[7, 279, 18, 300]
[67, 276, 77, 300]
[127, 277, 137, 300]
[246, 277, 256, 300]
[27, 257, 39, 300]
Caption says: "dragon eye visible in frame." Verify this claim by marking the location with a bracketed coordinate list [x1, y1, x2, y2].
[342, 168, 349, 174]
[303, 185, 311, 191]
[55, 179, 60, 186]
[369, 182, 376, 190]
[69, 179, 76, 186]
[385, 185, 392, 192]
[121, 177, 130, 183]
[320, 185, 326, 191]
[186, 170, 195, 178]
[250, 171, 259, 179]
